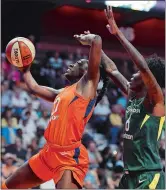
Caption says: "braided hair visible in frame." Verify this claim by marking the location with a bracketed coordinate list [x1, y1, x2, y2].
[95, 63, 110, 106]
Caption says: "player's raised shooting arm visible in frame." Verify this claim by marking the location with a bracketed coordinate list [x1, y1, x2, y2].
[23, 70, 63, 102]
[86, 35, 102, 80]
[105, 6, 164, 105]
[74, 33, 102, 81]
[101, 50, 128, 94]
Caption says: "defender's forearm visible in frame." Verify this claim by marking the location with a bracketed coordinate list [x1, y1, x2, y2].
[101, 50, 128, 94]
[101, 50, 117, 71]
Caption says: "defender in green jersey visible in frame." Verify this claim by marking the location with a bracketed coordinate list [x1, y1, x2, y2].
[124, 98, 164, 172]
[101, 6, 165, 189]
[120, 98, 165, 189]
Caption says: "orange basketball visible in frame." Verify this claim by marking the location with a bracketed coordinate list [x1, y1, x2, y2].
[5, 37, 35, 68]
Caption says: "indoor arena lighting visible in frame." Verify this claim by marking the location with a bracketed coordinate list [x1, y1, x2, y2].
[105, 1, 157, 12]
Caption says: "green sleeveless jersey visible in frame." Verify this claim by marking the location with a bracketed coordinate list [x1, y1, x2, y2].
[123, 98, 165, 171]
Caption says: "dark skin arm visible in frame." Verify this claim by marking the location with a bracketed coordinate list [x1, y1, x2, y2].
[74, 33, 102, 99]
[23, 69, 64, 102]
[83, 31, 129, 95]
[101, 50, 129, 94]
[105, 6, 164, 116]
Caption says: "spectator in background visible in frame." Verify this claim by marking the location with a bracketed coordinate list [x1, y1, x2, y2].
[25, 144, 38, 161]
[94, 94, 110, 122]
[40, 62, 50, 78]
[39, 98, 53, 112]
[30, 138, 39, 153]
[100, 146, 113, 170]
[40, 60, 57, 88]
[36, 127, 46, 149]
[87, 141, 103, 169]
[1, 81, 13, 108]
[84, 140, 103, 188]
[1, 137, 7, 155]
[31, 95, 41, 111]
[25, 138, 39, 161]
[1, 118, 17, 145]
[16, 128, 23, 140]
[82, 133, 94, 148]
[5, 137, 27, 164]
[8, 66, 21, 83]
[1, 53, 11, 79]
[75, 48, 82, 60]
[108, 104, 123, 144]
[48, 51, 63, 71]
[11, 85, 31, 116]
[54, 71, 66, 89]
[2, 153, 18, 181]
[84, 168, 100, 189]
[116, 91, 127, 109]
[107, 87, 119, 105]
[36, 110, 49, 129]
[65, 53, 74, 66]
[93, 95, 111, 132]
[25, 145, 34, 160]
[106, 160, 124, 189]
[21, 103, 39, 122]
[1, 108, 18, 128]
[82, 54, 88, 60]
[18, 111, 37, 148]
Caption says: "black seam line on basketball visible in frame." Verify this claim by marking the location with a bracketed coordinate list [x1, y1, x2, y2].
[18, 39, 32, 66]
[23, 55, 31, 58]
[23, 55, 31, 61]
[17, 38, 23, 67]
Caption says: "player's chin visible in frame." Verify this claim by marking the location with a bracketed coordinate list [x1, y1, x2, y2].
[64, 72, 71, 80]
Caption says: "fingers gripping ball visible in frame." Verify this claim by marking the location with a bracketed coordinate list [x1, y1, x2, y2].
[6, 37, 35, 68]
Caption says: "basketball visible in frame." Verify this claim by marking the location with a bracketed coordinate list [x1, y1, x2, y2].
[5, 37, 35, 68]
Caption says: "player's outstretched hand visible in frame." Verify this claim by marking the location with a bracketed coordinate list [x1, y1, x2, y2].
[104, 6, 119, 35]
[74, 32, 97, 46]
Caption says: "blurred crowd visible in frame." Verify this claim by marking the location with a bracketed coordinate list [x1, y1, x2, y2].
[1, 38, 165, 189]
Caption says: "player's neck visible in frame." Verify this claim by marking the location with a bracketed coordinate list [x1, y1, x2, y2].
[69, 78, 79, 85]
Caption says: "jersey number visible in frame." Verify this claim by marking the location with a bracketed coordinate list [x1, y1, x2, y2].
[125, 117, 130, 131]
[51, 97, 61, 116]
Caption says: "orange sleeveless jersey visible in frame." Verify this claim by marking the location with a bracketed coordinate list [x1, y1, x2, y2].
[44, 83, 96, 146]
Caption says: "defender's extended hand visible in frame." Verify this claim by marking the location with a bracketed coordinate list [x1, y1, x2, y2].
[104, 6, 119, 35]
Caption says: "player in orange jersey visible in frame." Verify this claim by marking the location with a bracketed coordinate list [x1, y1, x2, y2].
[2, 33, 110, 189]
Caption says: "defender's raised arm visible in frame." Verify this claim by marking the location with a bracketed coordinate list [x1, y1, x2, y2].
[105, 6, 164, 107]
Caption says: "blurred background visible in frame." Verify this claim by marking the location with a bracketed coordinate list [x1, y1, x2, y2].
[1, 0, 165, 189]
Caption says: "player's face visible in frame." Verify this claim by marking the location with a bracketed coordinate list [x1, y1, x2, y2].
[64, 59, 88, 81]
[129, 71, 144, 92]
